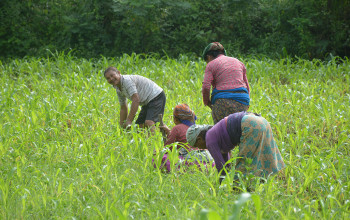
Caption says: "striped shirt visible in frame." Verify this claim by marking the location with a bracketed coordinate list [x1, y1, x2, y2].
[202, 55, 250, 105]
[114, 75, 163, 106]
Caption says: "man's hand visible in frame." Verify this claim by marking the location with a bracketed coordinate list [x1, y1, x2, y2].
[123, 119, 132, 129]
[122, 93, 139, 130]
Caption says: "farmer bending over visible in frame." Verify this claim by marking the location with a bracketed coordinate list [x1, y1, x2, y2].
[104, 66, 166, 133]
[186, 111, 285, 184]
[160, 104, 197, 150]
[156, 104, 213, 172]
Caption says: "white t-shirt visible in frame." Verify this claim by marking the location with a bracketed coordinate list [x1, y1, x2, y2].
[114, 75, 163, 106]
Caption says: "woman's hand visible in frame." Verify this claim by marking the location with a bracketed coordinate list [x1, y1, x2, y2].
[207, 102, 212, 109]
[159, 124, 171, 135]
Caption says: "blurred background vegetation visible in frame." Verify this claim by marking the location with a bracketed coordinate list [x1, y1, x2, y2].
[0, 0, 349, 59]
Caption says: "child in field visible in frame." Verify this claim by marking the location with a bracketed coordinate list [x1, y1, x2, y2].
[104, 66, 166, 133]
[186, 111, 285, 184]
[155, 104, 214, 172]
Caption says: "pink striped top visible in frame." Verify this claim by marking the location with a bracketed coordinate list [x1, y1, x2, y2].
[202, 55, 250, 105]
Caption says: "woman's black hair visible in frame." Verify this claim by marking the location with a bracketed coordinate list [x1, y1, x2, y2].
[199, 125, 213, 140]
[247, 112, 261, 117]
[205, 50, 225, 61]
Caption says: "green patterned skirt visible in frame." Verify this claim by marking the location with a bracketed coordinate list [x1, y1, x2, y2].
[235, 114, 285, 178]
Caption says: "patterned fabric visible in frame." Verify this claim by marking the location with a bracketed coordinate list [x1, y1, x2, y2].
[202, 55, 250, 106]
[173, 103, 196, 126]
[212, 99, 249, 124]
[235, 114, 285, 178]
[202, 42, 226, 60]
[154, 150, 214, 173]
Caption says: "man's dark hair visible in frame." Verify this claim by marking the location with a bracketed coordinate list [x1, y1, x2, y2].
[104, 66, 119, 76]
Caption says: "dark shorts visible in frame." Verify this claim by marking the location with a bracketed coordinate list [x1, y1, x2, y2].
[135, 91, 166, 124]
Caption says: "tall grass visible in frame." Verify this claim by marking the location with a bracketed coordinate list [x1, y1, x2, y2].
[0, 53, 349, 219]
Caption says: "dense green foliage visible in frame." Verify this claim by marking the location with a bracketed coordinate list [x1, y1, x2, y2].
[0, 54, 349, 218]
[1, 0, 349, 59]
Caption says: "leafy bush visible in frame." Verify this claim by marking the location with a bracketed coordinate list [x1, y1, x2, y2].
[0, 0, 349, 59]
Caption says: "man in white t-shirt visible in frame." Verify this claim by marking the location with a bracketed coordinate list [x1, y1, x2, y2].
[104, 66, 166, 133]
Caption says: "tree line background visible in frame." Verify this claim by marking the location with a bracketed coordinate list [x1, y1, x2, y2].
[1, 0, 349, 60]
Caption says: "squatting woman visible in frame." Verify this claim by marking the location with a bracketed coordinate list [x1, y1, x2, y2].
[155, 104, 213, 172]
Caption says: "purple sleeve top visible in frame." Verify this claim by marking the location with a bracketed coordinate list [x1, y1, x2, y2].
[205, 111, 246, 174]
[205, 118, 233, 174]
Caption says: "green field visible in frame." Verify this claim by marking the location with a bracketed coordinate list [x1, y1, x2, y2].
[0, 53, 349, 219]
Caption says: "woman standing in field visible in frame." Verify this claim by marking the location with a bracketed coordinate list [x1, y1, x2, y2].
[155, 104, 213, 172]
[202, 42, 250, 124]
[186, 111, 285, 183]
